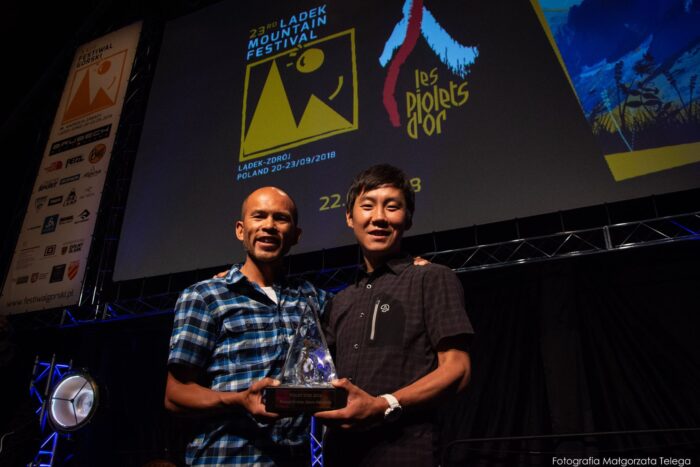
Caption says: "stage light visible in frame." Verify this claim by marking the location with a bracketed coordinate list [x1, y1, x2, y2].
[46, 370, 99, 432]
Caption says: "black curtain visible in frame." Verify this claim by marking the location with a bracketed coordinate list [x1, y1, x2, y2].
[2, 240, 699, 466]
[442, 239, 700, 466]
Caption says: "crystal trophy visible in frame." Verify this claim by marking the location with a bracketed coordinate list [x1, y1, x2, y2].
[264, 299, 347, 413]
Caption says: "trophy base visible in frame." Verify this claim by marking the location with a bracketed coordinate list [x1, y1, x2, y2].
[264, 385, 347, 413]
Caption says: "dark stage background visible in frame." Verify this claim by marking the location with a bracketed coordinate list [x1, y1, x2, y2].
[2, 239, 699, 466]
[1, 1, 700, 466]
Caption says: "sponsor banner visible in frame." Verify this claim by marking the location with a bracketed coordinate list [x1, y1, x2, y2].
[1, 22, 142, 315]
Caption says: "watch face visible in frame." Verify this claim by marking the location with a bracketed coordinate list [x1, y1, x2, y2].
[385, 405, 402, 422]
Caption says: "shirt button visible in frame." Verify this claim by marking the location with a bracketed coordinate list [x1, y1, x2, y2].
[353, 344, 359, 350]
[360, 312, 365, 318]
[366, 284, 372, 289]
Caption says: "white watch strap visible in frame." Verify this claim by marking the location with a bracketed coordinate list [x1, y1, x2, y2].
[380, 393, 400, 410]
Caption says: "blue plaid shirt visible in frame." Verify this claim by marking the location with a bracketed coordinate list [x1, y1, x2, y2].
[168, 264, 330, 466]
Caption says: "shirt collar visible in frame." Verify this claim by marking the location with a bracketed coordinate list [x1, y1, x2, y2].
[224, 264, 246, 285]
[355, 253, 412, 283]
[224, 263, 289, 289]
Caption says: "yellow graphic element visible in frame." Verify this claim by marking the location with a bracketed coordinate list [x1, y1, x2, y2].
[530, 0, 700, 180]
[329, 76, 343, 101]
[240, 29, 358, 161]
[296, 48, 325, 73]
[62, 50, 129, 124]
[605, 142, 700, 181]
[529, 1, 576, 97]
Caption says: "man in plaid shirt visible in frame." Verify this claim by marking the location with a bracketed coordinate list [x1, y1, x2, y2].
[165, 187, 329, 466]
[316, 165, 474, 466]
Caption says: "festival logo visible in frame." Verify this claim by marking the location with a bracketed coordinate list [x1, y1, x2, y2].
[379, 0, 479, 139]
[240, 27, 358, 161]
[62, 49, 128, 123]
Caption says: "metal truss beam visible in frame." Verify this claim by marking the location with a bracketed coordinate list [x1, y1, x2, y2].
[8, 211, 700, 330]
[286, 211, 700, 287]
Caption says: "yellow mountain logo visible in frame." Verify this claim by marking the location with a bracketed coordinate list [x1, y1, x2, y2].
[62, 50, 128, 124]
[240, 29, 358, 161]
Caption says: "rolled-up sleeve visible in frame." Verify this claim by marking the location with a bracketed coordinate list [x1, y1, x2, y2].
[168, 286, 217, 368]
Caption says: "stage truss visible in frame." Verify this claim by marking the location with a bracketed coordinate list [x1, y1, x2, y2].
[8, 209, 699, 331]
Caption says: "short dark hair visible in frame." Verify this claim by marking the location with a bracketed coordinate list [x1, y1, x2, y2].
[345, 164, 415, 221]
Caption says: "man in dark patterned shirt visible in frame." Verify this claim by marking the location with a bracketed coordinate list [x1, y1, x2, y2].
[165, 187, 329, 466]
[315, 164, 474, 466]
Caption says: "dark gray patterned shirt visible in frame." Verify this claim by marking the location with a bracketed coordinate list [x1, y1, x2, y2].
[322, 254, 474, 466]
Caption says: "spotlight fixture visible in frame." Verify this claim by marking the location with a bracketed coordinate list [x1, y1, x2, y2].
[46, 370, 99, 432]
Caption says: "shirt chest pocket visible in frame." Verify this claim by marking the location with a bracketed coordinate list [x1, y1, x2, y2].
[367, 298, 405, 347]
[221, 316, 281, 365]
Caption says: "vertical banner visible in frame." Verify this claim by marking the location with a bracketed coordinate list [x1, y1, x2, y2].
[1, 22, 142, 315]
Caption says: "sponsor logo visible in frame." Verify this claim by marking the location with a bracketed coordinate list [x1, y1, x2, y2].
[35, 196, 47, 211]
[49, 124, 111, 156]
[59, 215, 74, 225]
[31, 272, 48, 283]
[79, 186, 95, 200]
[65, 155, 84, 168]
[39, 179, 59, 192]
[16, 276, 29, 285]
[42, 215, 59, 234]
[44, 161, 63, 172]
[75, 209, 91, 223]
[49, 264, 66, 283]
[48, 196, 63, 206]
[61, 240, 84, 255]
[64, 189, 77, 206]
[89, 143, 107, 164]
[59, 174, 81, 185]
[83, 166, 102, 178]
[44, 245, 56, 256]
[67, 261, 80, 280]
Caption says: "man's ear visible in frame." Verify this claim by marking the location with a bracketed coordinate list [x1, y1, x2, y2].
[345, 211, 354, 229]
[292, 226, 302, 246]
[235, 220, 244, 241]
[405, 216, 413, 231]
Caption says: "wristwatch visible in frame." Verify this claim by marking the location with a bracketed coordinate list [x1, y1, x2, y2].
[379, 393, 402, 422]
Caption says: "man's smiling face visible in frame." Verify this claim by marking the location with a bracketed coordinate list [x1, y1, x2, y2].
[236, 187, 300, 264]
[346, 184, 410, 262]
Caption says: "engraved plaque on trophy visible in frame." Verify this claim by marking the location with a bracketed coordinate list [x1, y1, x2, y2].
[264, 299, 347, 413]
